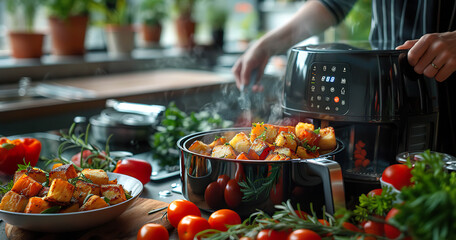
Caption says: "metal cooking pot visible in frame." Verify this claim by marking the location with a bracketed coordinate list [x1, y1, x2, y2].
[177, 127, 346, 217]
[86, 100, 165, 145]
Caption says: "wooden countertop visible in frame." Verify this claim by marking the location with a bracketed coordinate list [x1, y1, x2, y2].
[0, 69, 234, 122]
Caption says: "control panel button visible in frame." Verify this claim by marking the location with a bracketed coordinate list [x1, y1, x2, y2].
[308, 62, 349, 114]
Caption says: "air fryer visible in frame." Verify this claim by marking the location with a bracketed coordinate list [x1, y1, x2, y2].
[281, 42, 439, 204]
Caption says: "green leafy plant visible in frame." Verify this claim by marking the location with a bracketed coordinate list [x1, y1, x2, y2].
[3, 0, 42, 32]
[151, 102, 232, 166]
[171, 0, 196, 18]
[206, 0, 228, 30]
[89, 0, 133, 25]
[138, 0, 167, 26]
[392, 150, 456, 240]
[43, 0, 91, 20]
[352, 187, 397, 222]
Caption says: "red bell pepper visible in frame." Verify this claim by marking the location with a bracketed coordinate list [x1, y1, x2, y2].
[20, 137, 42, 167]
[0, 137, 42, 175]
[113, 158, 152, 185]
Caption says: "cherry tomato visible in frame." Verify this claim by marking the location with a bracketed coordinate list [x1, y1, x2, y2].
[256, 229, 290, 240]
[208, 209, 242, 231]
[113, 158, 152, 185]
[71, 149, 106, 167]
[367, 188, 383, 197]
[384, 208, 401, 239]
[217, 175, 230, 190]
[294, 210, 309, 220]
[318, 219, 330, 226]
[137, 223, 169, 240]
[167, 199, 201, 228]
[205, 181, 224, 209]
[342, 222, 362, 232]
[288, 229, 321, 240]
[224, 179, 242, 209]
[177, 215, 211, 240]
[381, 164, 413, 190]
[363, 220, 384, 237]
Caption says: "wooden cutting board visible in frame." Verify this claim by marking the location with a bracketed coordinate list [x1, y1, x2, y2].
[5, 198, 174, 240]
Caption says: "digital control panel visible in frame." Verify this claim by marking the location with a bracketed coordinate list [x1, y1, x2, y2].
[307, 63, 349, 113]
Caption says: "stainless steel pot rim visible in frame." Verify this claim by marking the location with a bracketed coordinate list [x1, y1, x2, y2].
[90, 109, 155, 127]
[177, 127, 344, 164]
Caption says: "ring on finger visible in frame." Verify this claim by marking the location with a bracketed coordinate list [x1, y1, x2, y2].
[431, 63, 439, 69]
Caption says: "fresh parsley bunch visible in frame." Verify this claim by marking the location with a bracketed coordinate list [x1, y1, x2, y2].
[151, 102, 232, 166]
[392, 150, 456, 240]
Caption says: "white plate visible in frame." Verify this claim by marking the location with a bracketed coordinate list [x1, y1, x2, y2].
[0, 172, 143, 232]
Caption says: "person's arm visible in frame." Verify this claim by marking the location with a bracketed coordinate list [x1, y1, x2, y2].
[396, 30, 456, 82]
[232, 0, 338, 91]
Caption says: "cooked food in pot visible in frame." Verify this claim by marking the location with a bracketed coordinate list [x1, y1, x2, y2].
[188, 122, 337, 161]
[0, 164, 130, 213]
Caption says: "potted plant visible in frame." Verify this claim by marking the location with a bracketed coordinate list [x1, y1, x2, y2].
[171, 0, 197, 49]
[138, 0, 167, 48]
[206, 1, 229, 51]
[4, 0, 44, 59]
[90, 0, 135, 57]
[43, 0, 91, 56]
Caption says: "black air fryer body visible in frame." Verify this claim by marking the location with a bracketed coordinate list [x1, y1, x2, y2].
[282, 43, 439, 202]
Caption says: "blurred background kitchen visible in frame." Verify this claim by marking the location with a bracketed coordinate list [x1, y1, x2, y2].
[0, 0, 371, 137]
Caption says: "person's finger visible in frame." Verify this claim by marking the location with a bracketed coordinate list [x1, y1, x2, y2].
[396, 39, 418, 50]
[232, 59, 244, 90]
[407, 35, 435, 66]
[240, 63, 253, 91]
[435, 59, 456, 82]
[422, 61, 441, 78]
[414, 47, 436, 74]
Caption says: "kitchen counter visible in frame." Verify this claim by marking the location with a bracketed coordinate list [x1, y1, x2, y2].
[0, 68, 236, 136]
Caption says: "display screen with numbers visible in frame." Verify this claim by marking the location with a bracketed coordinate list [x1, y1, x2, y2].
[307, 63, 350, 114]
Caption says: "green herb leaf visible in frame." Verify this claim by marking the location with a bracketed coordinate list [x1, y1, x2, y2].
[41, 206, 62, 214]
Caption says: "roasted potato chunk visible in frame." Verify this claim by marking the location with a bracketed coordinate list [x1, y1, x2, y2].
[319, 127, 337, 153]
[188, 140, 212, 156]
[273, 147, 294, 158]
[250, 123, 279, 144]
[0, 191, 29, 212]
[296, 146, 318, 159]
[60, 202, 80, 213]
[44, 178, 75, 204]
[101, 184, 127, 205]
[211, 144, 237, 159]
[229, 132, 251, 154]
[24, 197, 53, 213]
[208, 137, 227, 149]
[248, 139, 273, 160]
[80, 169, 109, 185]
[11, 174, 43, 198]
[14, 168, 47, 184]
[264, 153, 290, 161]
[79, 195, 109, 211]
[49, 164, 78, 182]
[274, 131, 298, 152]
[73, 180, 101, 205]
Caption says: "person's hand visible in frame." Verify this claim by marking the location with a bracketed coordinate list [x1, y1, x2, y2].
[232, 40, 270, 92]
[396, 31, 456, 82]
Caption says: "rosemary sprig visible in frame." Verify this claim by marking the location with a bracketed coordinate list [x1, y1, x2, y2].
[47, 123, 117, 172]
[197, 200, 386, 240]
[238, 164, 281, 202]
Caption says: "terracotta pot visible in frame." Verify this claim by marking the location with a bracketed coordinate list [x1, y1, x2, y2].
[8, 32, 44, 59]
[175, 16, 196, 49]
[48, 15, 88, 56]
[105, 25, 135, 58]
[141, 24, 162, 47]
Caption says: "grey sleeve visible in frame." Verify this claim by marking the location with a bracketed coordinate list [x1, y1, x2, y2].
[318, 0, 359, 23]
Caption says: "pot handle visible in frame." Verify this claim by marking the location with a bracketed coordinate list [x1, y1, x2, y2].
[300, 158, 345, 214]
